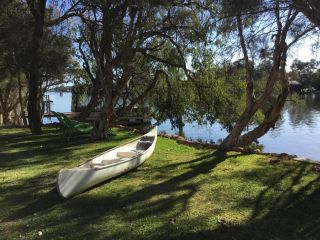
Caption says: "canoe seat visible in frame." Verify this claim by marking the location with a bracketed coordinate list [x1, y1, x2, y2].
[90, 159, 123, 168]
[117, 151, 139, 158]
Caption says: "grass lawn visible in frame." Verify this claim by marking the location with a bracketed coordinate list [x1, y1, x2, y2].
[1, 126, 319, 240]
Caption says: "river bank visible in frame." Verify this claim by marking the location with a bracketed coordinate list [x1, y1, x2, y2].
[158, 132, 320, 167]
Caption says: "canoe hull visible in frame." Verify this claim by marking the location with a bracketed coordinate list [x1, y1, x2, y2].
[57, 127, 157, 198]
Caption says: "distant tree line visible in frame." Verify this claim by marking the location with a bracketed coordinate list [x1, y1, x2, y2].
[289, 59, 320, 90]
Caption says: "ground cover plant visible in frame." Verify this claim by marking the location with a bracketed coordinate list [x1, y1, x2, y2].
[0, 126, 319, 239]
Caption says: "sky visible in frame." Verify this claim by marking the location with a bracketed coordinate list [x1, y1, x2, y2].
[287, 36, 320, 68]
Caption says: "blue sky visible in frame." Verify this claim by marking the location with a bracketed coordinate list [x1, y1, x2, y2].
[287, 35, 320, 68]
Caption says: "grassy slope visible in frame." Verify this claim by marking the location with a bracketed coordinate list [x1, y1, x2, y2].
[0, 127, 319, 240]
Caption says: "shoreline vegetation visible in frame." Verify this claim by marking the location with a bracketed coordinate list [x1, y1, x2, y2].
[1, 126, 320, 239]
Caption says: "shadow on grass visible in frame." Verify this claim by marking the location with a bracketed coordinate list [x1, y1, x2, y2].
[179, 184, 320, 240]
[52, 153, 319, 240]
[5, 187, 67, 222]
[2, 128, 320, 239]
[0, 126, 136, 169]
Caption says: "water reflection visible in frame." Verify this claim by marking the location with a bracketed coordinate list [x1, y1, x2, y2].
[287, 99, 315, 127]
[47, 92, 320, 161]
[159, 94, 320, 161]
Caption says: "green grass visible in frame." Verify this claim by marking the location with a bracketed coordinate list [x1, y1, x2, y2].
[0, 126, 319, 240]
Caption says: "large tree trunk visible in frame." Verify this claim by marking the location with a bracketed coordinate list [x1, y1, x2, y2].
[177, 114, 185, 137]
[18, 78, 28, 127]
[26, 0, 46, 135]
[27, 77, 42, 134]
[219, 13, 261, 149]
[78, 83, 100, 120]
[0, 89, 10, 125]
[2, 110, 10, 125]
[91, 8, 114, 141]
[219, 104, 256, 149]
[219, 68, 287, 150]
[91, 100, 114, 140]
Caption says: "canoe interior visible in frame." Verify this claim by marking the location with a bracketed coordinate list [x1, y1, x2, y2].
[78, 133, 156, 169]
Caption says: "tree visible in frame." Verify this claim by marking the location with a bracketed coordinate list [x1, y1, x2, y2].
[24, 0, 79, 134]
[0, 1, 74, 127]
[217, 0, 317, 149]
[149, 68, 194, 137]
[25, 0, 47, 134]
[0, 75, 28, 125]
[75, 0, 208, 140]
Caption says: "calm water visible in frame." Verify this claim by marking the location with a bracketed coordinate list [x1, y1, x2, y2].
[47, 92, 320, 160]
[43, 92, 72, 124]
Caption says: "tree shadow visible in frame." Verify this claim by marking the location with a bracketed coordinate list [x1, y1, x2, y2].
[0, 126, 137, 170]
[2, 128, 320, 239]
[176, 162, 320, 240]
[4, 151, 227, 232]
[5, 186, 67, 222]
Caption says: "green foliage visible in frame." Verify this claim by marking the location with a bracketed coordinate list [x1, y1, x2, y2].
[0, 0, 75, 126]
[194, 64, 263, 130]
[0, 0, 73, 85]
[149, 68, 195, 129]
[148, 60, 267, 132]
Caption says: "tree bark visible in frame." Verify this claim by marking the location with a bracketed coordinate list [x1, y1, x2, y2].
[26, 0, 47, 135]
[219, 14, 258, 149]
[17, 75, 28, 126]
[237, 88, 288, 147]
[91, 8, 114, 140]
[78, 83, 100, 120]
[0, 89, 10, 125]
[177, 114, 185, 137]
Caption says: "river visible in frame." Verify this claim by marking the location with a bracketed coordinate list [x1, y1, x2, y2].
[47, 92, 320, 161]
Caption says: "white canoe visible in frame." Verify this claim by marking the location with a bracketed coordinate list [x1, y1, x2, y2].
[57, 127, 157, 198]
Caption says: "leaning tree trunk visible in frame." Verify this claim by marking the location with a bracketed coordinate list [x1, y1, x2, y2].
[26, 0, 47, 135]
[219, 104, 256, 149]
[237, 86, 288, 147]
[219, 68, 286, 150]
[219, 6, 294, 150]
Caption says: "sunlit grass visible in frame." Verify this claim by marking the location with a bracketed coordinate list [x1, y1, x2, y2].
[0, 126, 319, 239]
